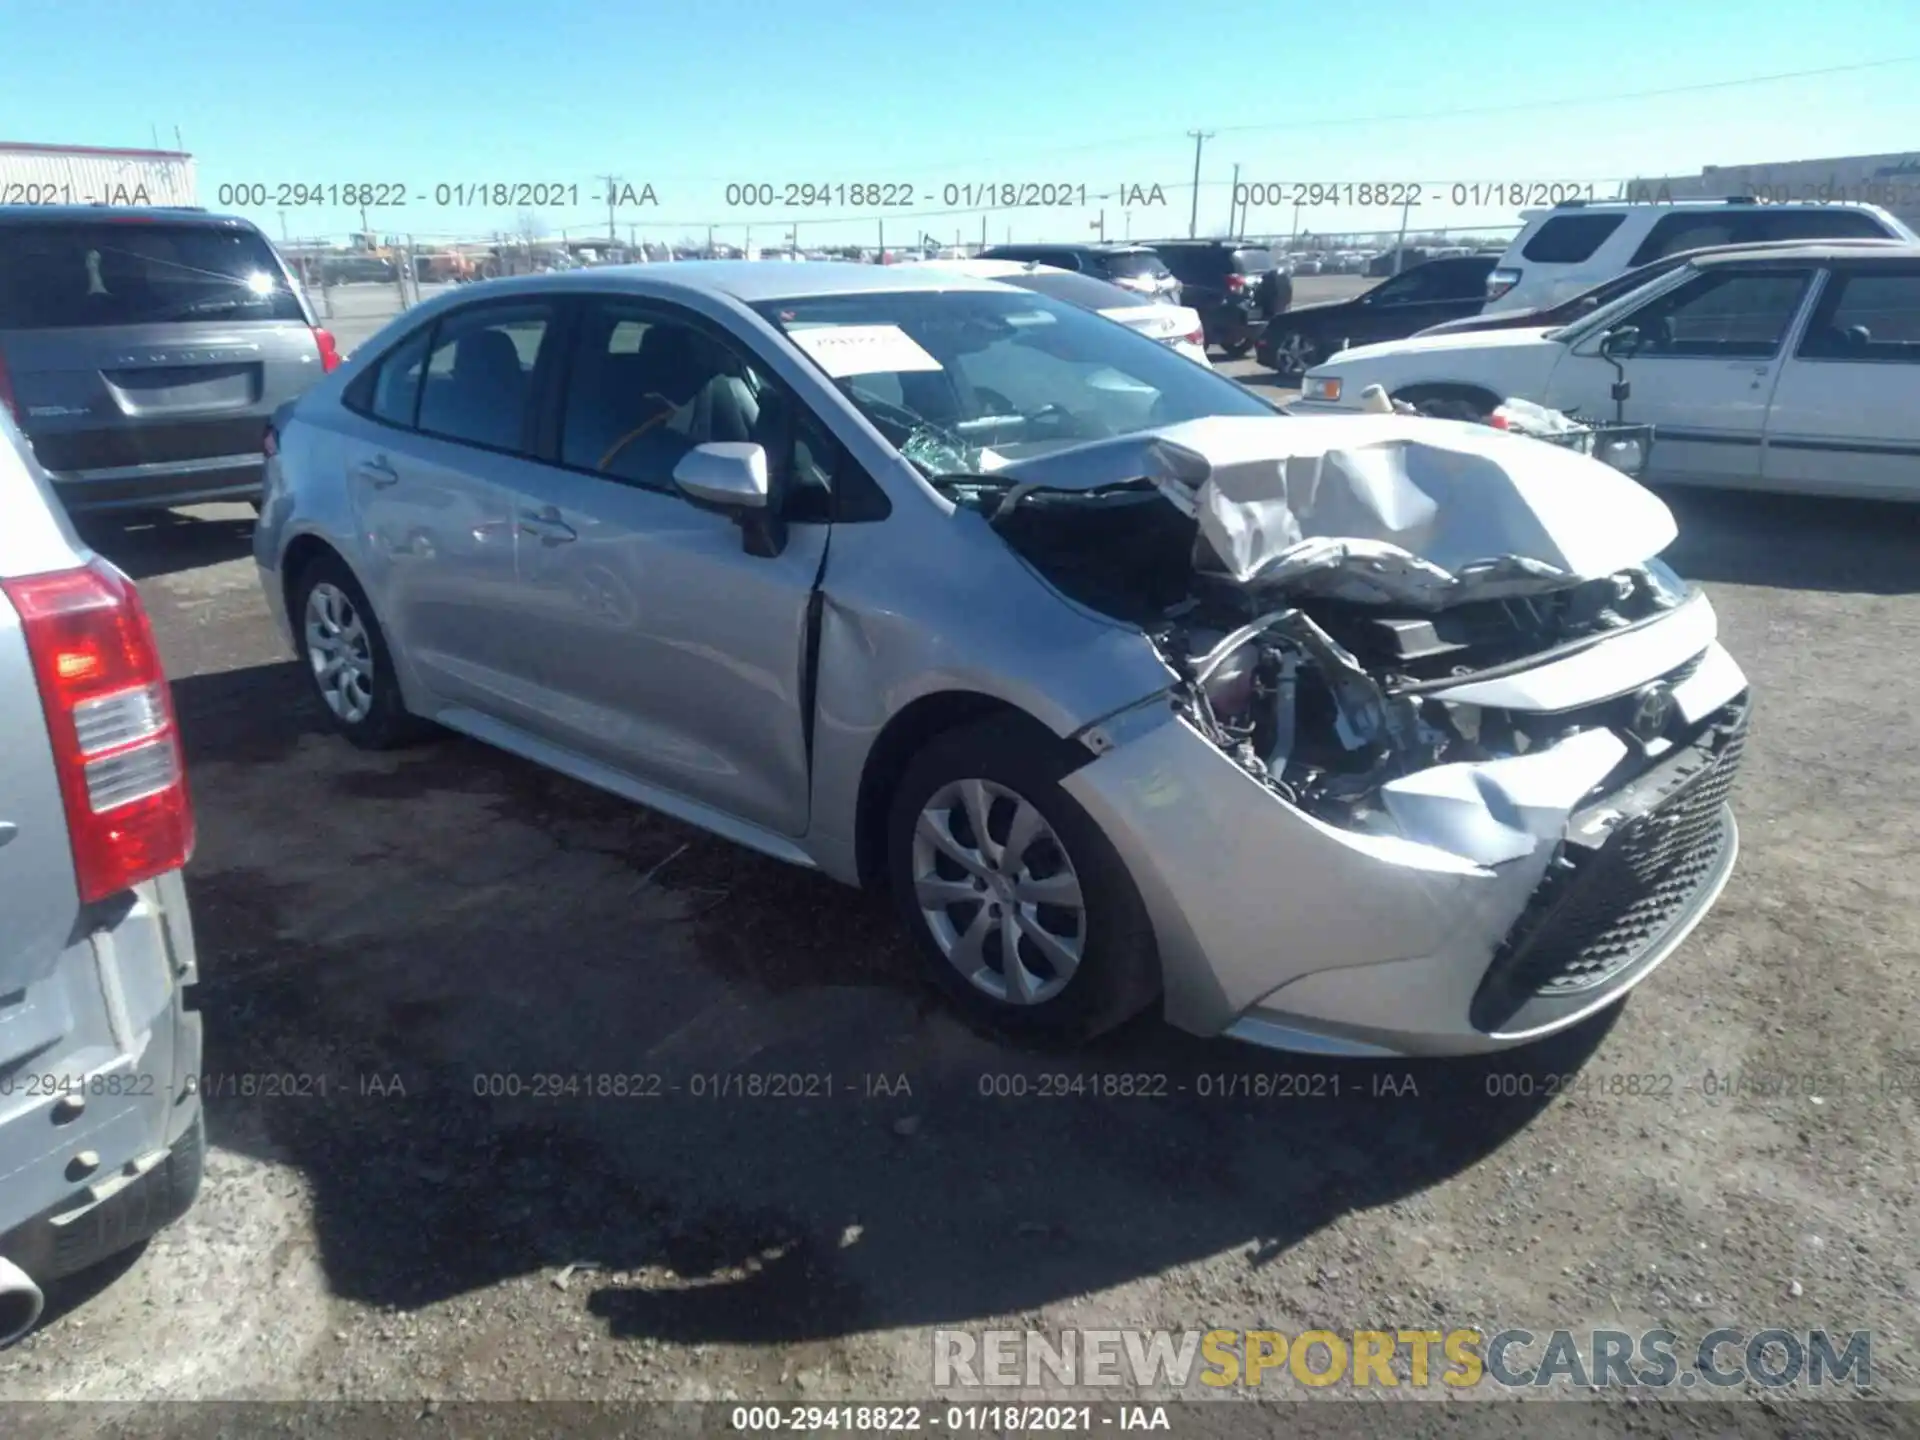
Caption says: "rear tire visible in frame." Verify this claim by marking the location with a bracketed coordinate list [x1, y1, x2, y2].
[886, 715, 1159, 1044]
[1263, 329, 1320, 379]
[289, 552, 433, 750]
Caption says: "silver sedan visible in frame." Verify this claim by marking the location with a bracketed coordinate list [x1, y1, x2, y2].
[255, 262, 1750, 1056]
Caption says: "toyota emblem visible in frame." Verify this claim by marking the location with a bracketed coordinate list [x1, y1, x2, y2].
[1628, 682, 1676, 742]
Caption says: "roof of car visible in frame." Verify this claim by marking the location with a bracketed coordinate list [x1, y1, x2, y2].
[1686, 239, 1920, 266]
[0, 204, 245, 227]
[983, 242, 1154, 255]
[892, 258, 1072, 279]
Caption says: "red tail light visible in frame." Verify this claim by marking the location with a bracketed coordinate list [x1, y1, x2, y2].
[1185, 328, 1205, 346]
[3, 559, 194, 903]
[1224, 273, 1247, 293]
[313, 328, 342, 372]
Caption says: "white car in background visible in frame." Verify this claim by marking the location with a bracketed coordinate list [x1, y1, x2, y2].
[1292, 241, 1920, 501]
[897, 258, 1210, 365]
[1484, 198, 1915, 314]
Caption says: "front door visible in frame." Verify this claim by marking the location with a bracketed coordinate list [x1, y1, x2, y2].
[494, 297, 830, 838]
[1541, 266, 1816, 487]
[1762, 264, 1920, 500]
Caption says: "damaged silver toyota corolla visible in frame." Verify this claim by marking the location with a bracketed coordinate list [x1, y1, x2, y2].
[257, 265, 1747, 1058]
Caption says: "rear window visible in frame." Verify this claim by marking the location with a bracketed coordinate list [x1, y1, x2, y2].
[1627, 208, 1895, 267]
[1002, 270, 1140, 311]
[1521, 214, 1627, 264]
[0, 222, 304, 328]
[1100, 250, 1172, 279]
[1231, 247, 1277, 273]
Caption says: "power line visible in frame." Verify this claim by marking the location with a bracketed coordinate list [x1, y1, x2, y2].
[623, 55, 1920, 186]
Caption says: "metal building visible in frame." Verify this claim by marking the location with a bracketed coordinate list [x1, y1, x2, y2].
[1629, 151, 1920, 233]
[0, 141, 197, 208]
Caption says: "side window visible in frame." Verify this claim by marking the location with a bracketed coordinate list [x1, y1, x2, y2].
[415, 304, 553, 453]
[1372, 267, 1439, 304]
[369, 327, 431, 427]
[1620, 268, 1813, 358]
[1798, 269, 1920, 362]
[1628, 214, 1741, 266]
[559, 301, 788, 494]
[1521, 214, 1626, 264]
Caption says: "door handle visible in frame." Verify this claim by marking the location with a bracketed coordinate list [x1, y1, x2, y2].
[518, 507, 577, 545]
[355, 456, 399, 488]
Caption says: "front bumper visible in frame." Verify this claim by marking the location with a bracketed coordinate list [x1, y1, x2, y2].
[1062, 628, 1750, 1057]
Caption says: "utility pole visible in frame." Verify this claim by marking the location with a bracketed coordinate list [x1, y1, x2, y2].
[1186, 130, 1214, 239]
[1124, 210, 1131, 240]
[359, 203, 370, 244]
[1291, 200, 1302, 250]
[1393, 195, 1413, 275]
[1229, 162, 1240, 239]
[878, 218, 884, 261]
[980, 213, 987, 250]
[597, 175, 621, 246]
[1091, 210, 1105, 242]
[707, 223, 715, 258]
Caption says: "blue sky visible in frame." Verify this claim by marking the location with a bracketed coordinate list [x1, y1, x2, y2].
[4, 0, 1919, 248]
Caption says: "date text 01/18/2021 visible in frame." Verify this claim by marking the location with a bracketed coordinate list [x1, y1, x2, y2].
[1232, 181, 1605, 209]
[211, 181, 662, 210]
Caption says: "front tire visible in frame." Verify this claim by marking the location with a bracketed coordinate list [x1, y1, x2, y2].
[886, 716, 1159, 1043]
[290, 552, 433, 750]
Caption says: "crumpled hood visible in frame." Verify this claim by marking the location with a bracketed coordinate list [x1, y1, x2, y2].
[991, 414, 1677, 609]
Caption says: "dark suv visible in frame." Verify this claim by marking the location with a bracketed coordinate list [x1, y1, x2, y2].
[0, 206, 341, 516]
[1143, 241, 1291, 357]
[975, 243, 1180, 302]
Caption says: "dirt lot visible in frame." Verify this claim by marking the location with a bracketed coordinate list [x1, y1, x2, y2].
[3, 418, 1919, 1429]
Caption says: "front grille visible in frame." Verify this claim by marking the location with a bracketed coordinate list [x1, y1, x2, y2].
[1474, 699, 1747, 1021]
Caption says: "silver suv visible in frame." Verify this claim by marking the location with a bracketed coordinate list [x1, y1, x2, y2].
[0, 205, 340, 515]
[0, 405, 204, 1345]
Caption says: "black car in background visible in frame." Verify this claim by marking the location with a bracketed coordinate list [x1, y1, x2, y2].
[1255, 254, 1496, 378]
[1143, 241, 1290, 357]
[976, 243, 1179, 302]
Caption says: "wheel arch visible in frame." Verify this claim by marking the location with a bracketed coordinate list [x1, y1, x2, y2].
[1391, 381, 1505, 416]
[852, 691, 1073, 891]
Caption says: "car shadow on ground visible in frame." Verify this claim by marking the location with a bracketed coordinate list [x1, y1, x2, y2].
[159, 659, 1619, 1348]
[1659, 488, 1920, 595]
[77, 506, 256, 582]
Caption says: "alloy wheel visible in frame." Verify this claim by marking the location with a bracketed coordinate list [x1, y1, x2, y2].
[304, 581, 375, 725]
[911, 778, 1087, 1006]
[1272, 331, 1317, 375]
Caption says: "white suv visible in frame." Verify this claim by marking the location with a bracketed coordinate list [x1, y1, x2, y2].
[1485, 198, 1915, 313]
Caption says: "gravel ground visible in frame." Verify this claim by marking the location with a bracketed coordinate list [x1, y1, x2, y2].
[2, 390, 1917, 1434]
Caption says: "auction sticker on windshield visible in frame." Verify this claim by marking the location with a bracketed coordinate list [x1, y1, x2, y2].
[789, 323, 943, 377]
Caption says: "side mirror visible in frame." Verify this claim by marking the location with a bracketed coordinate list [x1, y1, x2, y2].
[672, 442, 769, 510]
[1599, 325, 1642, 358]
[672, 441, 787, 557]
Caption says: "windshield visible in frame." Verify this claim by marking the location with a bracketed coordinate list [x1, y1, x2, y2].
[0, 223, 304, 328]
[756, 288, 1273, 476]
[1546, 263, 1698, 343]
[1102, 250, 1173, 279]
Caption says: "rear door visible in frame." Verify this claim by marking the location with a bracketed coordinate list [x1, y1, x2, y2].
[0, 218, 323, 494]
[338, 300, 552, 720]
[1762, 264, 1920, 499]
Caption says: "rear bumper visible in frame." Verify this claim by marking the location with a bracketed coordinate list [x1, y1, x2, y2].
[46, 454, 265, 514]
[0, 869, 206, 1282]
